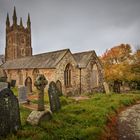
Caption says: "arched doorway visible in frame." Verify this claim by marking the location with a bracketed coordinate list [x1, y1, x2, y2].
[56, 80, 62, 96]
[25, 77, 32, 94]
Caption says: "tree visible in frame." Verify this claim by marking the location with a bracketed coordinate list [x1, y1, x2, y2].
[101, 44, 133, 92]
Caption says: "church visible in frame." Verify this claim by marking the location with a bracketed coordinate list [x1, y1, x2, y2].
[1, 7, 104, 95]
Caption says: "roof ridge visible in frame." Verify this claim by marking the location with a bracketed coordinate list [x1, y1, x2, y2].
[73, 50, 95, 55]
[33, 48, 69, 57]
[4, 49, 70, 62]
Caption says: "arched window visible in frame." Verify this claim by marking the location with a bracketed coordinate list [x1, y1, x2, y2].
[90, 63, 99, 88]
[64, 64, 72, 87]
[32, 69, 39, 82]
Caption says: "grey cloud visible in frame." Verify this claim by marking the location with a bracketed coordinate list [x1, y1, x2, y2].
[0, 0, 140, 56]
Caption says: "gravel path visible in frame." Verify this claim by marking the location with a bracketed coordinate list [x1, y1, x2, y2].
[117, 104, 140, 140]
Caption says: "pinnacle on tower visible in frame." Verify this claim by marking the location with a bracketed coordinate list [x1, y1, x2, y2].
[20, 17, 23, 27]
[13, 6, 17, 25]
[27, 13, 31, 29]
[6, 13, 10, 27]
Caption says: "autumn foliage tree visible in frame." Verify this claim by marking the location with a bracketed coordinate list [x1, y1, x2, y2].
[101, 44, 138, 92]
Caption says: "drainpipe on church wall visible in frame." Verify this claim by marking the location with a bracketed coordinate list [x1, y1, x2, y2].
[77, 64, 82, 95]
[79, 68, 81, 95]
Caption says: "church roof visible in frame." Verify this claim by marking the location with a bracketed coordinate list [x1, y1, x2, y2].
[2, 49, 69, 69]
[73, 50, 96, 68]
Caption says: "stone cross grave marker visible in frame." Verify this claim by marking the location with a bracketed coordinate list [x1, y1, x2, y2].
[0, 82, 8, 91]
[34, 74, 48, 111]
[27, 74, 51, 126]
[18, 86, 27, 103]
[0, 88, 21, 137]
[48, 81, 61, 112]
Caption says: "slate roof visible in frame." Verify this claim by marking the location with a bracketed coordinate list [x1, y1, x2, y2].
[73, 50, 96, 68]
[2, 49, 99, 70]
[2, 49, 69, 69]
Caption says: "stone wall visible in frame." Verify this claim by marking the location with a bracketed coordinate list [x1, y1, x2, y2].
[5, 68, 56, 91]
[4, 51, 104, 95]
[80, 54, 104, 93]
[55, 51, 79, 95]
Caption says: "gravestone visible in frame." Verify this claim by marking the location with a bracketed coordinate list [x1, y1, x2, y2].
[56, 80, 63, 96]
[0, 77, 7, 82]
[10, 80, 16, 87]
[48, 81, 61, 112]
[0, 88, 21, 137]
[18, 86, 27, 103]
[27, 74, 52, 126]
[34, 74, 48, 111]
[103, 82, 110, 94]
[0, 82, 8, 91]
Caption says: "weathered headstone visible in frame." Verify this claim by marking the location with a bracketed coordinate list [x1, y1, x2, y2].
[48, 81, 61, 112]
[103, 82, 110, 94]
[0, 77, 7, 82]
[0, 82, 8, 91]
[56, 80, 63, 96]
[0, 88, 21, 137]
[34, 74, 48, 111]
[27, 74, 52, 126]
[18, 86, 27, 103]
[10, 80, 16, 87]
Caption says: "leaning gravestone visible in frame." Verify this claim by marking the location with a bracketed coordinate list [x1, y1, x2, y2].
[18, 86, 27, 103]
[27, 74, 52, 126]
[0, 88, 21, 137]
[48, 81, 61, 112]
[0, 82, 8, 91]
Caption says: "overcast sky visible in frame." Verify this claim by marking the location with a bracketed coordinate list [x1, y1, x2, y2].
[0, 0, 140, 56]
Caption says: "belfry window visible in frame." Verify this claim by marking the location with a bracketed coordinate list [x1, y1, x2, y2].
[64, 64, 72, 87]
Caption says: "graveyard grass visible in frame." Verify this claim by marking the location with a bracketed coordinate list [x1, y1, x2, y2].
[5, 92, 140, 140]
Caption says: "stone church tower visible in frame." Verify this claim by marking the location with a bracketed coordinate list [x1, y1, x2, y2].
[5, 7, 32, 61]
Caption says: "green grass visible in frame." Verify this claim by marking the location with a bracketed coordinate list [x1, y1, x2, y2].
[5, 92, 140, 140]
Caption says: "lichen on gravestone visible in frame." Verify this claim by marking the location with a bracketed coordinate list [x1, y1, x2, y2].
[0, 88, 21, 137]
[34, 74, 48, 111]
[48, 81, 61, 112]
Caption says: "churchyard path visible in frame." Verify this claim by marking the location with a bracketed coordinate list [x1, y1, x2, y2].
[117, 103, 140, 140]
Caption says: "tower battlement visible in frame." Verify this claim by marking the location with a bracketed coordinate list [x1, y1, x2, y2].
[5, 7, 32, 61]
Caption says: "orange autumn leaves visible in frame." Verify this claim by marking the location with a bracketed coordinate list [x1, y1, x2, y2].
[101, 44, 140, 82]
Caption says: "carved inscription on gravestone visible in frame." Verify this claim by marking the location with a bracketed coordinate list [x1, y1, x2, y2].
[48, 81, 61, 112]
[0, 88, 21, 136]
